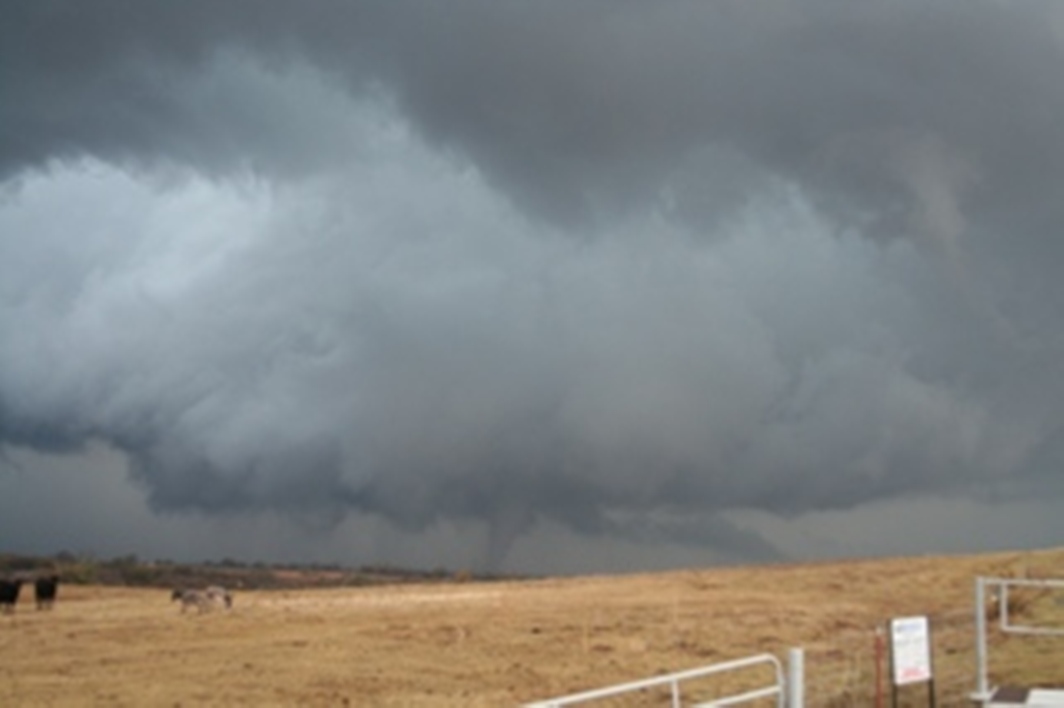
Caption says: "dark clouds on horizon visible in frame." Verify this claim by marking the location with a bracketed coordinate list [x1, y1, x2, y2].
[2, 1, 1063, 569]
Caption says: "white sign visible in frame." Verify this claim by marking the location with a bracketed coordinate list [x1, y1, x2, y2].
[891, 615, 933, 685]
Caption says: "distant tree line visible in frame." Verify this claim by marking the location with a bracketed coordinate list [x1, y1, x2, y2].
[0, 552, 521, 590]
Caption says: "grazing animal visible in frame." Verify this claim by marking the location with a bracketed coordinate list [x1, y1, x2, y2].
[0, 579, 22, 614]
[204, 585, 233, 609]
[171, 589, 212, 614]
[34, 575, 59, 611]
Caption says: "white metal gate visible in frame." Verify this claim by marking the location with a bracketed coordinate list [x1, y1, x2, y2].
[525, 651, 801, 707]
[973, 576, 1064, 705]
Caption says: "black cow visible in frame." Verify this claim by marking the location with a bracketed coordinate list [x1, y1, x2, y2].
[34, 575, 59, 611]
[0, 579, 22, 614]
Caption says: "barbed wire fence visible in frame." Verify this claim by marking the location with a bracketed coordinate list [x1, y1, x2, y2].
[799, 609, 982, 707]
[802, 589, 1064, 708]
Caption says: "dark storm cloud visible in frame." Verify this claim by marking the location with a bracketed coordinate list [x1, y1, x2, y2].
[2, 1, 1064, 568]
[5, 1, 1064, 232]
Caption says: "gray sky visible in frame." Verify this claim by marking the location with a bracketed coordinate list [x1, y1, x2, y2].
[1, 0, 1062, 574]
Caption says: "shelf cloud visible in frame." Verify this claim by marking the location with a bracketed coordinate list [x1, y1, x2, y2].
[3, 1, 1064, 570]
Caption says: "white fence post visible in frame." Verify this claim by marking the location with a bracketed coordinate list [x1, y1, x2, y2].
[973, 576, 989, 705]
[787, 647, 804, 708]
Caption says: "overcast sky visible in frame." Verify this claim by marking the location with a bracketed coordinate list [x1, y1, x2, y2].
[1, 1, 1062, 575]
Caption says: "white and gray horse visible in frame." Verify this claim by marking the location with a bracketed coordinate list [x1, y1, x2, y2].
[171, 586, 232, 613]
[204, 585, 233, 609]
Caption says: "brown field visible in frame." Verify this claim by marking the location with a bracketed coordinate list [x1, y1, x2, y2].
[2, 547, 1063, 707]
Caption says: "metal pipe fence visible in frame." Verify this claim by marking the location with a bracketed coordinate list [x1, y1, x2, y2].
[524, 652, 787, 708]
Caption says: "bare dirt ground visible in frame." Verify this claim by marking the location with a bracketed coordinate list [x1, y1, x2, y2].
[2, 546, 1062, 706]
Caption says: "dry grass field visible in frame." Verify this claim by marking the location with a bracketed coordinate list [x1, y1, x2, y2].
[2, 546, 1063, 707]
